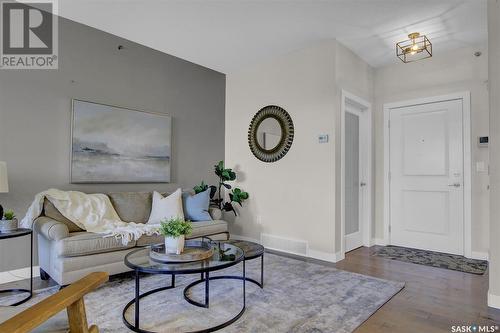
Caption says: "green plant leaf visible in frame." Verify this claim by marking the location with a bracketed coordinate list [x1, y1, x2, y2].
[221, 170, 230, 180]
[159, 217, 192, 238]
[223, 202, 237, 215]
[193, 180, 209, 194]
[3, 209, 15, 220]
[209, 185, 217, 199]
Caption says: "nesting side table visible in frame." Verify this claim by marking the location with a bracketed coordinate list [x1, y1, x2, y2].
[0, 228, 33, 306]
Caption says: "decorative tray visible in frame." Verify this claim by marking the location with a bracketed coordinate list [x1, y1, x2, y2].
[149, 241, 214, 264]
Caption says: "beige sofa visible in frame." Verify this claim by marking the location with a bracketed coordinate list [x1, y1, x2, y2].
[33, 192, 229, 285]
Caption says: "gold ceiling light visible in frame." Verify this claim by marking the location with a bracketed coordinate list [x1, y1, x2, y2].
[396, 32, 432, 63]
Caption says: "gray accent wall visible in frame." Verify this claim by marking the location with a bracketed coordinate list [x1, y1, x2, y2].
[0, 17, 225, 271]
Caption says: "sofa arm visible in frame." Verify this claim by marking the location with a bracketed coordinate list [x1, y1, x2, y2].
[33, 216, 69, 241]
[209, 207, 223, 220]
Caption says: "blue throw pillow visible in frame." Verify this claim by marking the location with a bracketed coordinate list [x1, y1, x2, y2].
[182, 189, 212, 222]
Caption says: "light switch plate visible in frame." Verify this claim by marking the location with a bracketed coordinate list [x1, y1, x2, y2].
[318, 134, 329, 143]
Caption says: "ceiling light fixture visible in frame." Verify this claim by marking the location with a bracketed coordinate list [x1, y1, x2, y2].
[396, 32, 432, 63]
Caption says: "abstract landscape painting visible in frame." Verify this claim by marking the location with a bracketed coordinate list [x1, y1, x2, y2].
[71, 100, 171, 183]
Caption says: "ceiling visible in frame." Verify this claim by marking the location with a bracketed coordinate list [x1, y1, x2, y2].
[58, 0, 487, 73]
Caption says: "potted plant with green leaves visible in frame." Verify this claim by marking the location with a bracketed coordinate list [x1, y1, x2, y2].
[0, 209, 17, 232]
[194, 161, 249, 216]
[159, 217, 193, 255]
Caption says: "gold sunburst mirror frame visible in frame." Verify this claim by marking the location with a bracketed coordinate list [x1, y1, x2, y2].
[248, 105, 294, 163]
[396, 32, 432, 63]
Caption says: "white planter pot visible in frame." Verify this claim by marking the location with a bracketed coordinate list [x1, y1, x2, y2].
[0, 218, 18, 232]
[165, 235, 185, 255]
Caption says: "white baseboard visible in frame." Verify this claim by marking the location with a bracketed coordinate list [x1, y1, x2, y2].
[0, 266, 40, 284]
[230, 234, 261, 243]
[371, 238, 387, 246]
[307, 249, 340, 263]
[231, 234, 341, 262]
[470, 251, 489, 261]
[488, 291, 500, 309]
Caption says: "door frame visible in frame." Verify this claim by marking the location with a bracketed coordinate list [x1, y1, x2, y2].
[341, 90, 372, 258]
[383, 91, 472, 258]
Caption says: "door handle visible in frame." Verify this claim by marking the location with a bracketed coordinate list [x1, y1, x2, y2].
[360, 182, 367, 187]
[448, 183, 461, 187]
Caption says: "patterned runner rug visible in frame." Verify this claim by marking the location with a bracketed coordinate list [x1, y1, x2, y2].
[372, 245, 488, 274]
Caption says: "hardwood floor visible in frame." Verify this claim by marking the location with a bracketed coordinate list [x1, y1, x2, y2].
[336, 246, 500, 333]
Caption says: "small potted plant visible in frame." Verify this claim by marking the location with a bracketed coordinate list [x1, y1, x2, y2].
[159, 217, 193, 255]
[0, 209, 17, 232]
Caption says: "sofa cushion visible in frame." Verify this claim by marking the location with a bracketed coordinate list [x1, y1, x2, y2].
[43, 198, 83, 232]
[136, 234, 164, 247]
[55, 232, 136, 257]
[189, 220, 228, 238]
[107, 192, 156, 223]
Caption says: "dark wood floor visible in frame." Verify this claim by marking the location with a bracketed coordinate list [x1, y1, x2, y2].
[336, 246, 500, 333]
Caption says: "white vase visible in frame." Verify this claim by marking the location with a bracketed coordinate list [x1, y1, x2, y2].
[165, 235, 185, 255]
[0, 218, 18, 232]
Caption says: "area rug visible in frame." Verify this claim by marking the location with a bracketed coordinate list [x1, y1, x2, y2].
[372, 245, 488, 275]
[2, 254, 404, 332]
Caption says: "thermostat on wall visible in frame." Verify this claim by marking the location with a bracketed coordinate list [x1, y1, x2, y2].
[478, 136, 488, 147]
[318, 134, 329, 143]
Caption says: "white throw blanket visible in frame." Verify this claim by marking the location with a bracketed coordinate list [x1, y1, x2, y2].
[21, 189, 160, 245]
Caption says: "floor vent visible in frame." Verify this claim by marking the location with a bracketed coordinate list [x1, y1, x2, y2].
[260, 233, 308, 255]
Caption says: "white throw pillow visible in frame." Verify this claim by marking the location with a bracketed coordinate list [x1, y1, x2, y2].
[147, 189, 184, 224]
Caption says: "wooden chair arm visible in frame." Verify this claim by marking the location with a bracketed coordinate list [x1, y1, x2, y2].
[0, 272, 108, 333]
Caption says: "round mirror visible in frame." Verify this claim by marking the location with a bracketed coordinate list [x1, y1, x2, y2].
[256, 117, 283, 151]
[248, 105, 294, 162]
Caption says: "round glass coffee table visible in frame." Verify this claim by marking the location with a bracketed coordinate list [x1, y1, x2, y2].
[123, 240, 245, 333]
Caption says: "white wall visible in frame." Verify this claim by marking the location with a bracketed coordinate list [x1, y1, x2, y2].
[488, 0, 500, 308]
[226, 38, 487, 261]
[373, 45, 490, 255]
[334, 43, 374, 251]
[226, 41, 338, 258]
[225, 40, 374, 259]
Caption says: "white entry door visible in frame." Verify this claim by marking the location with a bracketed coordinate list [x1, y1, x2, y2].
[389, 99, 464, 255]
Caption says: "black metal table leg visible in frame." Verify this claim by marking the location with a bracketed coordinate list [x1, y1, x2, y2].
[182, 263, 247, 332]
[123, 273, 176, 333]
[135, 270, 140, 328]
[171, 274, 175, 288]
[243, 260, 246, 306]
[205, 270, 209, 308]
[260, 253, 264, 288]
[30, 231, 33, 298]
